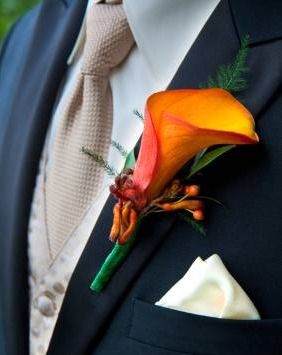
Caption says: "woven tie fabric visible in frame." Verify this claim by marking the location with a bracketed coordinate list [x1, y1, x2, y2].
[45, 3, 135, 258]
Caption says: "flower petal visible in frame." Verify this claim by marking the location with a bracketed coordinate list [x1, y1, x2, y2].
[132, 106, 158, 194]
[133, 88, 259, 201]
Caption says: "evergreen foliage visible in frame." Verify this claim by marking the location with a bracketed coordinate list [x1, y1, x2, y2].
[200, 35, 250, 92]
[133, 109, 144, 122]
[81, 146, 118, 177]
[111, 140, 128, 158]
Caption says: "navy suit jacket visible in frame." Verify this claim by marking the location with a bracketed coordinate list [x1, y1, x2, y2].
[1, 0, 282, 354]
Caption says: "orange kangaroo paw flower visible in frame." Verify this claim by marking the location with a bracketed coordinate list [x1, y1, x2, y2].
[118, 208, 138, 246]
[121, 201, 131, 229]
[157, 199, 204, 212]
[109, 203, 121, 242]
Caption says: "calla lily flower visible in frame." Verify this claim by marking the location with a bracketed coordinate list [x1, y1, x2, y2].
[110, 88, 259, 244]
[133, 88, 258, 201]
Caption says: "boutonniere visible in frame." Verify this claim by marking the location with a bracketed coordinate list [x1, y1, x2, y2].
[83, 36, 259, 292]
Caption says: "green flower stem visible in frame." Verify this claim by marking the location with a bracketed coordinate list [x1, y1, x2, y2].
[90, 218, 143, 292]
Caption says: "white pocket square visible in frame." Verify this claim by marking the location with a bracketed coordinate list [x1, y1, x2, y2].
[155, 254, 260, 320]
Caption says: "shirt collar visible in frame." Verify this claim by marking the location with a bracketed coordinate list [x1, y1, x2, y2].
[123, 0, 220, 88]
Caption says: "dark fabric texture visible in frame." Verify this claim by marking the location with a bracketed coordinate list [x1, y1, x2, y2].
[1, 0, 282, 354]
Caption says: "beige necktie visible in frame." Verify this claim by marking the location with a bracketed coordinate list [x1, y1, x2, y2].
[45, 2, 135, 258]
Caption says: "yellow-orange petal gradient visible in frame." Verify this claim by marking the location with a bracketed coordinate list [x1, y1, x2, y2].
[133, 88, 259, 201]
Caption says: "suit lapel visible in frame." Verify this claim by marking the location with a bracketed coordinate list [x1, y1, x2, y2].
[47, 1, 253, 354]
[228, 0, 282, 116]
[229, 0, 282, 45]
[0, 0, 88, 354]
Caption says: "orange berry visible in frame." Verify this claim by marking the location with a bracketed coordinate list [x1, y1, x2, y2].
[193, 209, 205, 221]
[184, 185, 200, 196]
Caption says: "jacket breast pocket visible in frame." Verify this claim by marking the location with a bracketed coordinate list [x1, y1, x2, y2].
[128, 299, 282, 355]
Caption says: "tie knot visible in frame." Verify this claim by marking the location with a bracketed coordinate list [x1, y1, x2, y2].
[81, 4, 135, 76]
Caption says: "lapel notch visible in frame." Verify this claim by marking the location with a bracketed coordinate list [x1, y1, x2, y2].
[229, 0, 282, 45]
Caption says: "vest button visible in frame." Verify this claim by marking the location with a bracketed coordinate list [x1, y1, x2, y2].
[53, 282, 65, 294]
[31, 327, 40, 338]
[37, 294, 56, 317]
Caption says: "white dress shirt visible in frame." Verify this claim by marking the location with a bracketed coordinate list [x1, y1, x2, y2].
[27, 1, 220, 354]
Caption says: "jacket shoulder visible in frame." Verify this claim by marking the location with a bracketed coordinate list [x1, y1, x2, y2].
[0, 3, 41, 139]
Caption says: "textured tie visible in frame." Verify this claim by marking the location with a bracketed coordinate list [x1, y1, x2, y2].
[45, 3, 135, 258]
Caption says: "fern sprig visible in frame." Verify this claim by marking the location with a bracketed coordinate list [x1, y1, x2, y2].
[201, 35, 250, 92]
[133, 109, 144, 122]
[111, 140, 128, 158]
[81, 146, 118, 177]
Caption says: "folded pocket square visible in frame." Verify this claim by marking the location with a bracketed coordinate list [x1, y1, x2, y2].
[155, 254, 260, 320]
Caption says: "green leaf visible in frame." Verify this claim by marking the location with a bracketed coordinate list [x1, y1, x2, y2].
[179, 148, 207, 178]
[187, 145, 236, 179]
[124, 149, 136, 170]
[189, 148, 207, 173]
[178, 211, 206, 236]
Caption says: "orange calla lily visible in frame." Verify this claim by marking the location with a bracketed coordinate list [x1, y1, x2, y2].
[109, 88, 259, 244]
[133, 88, 258, 201]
